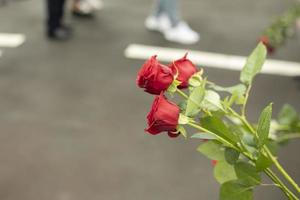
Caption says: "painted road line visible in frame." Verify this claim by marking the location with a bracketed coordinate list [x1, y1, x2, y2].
[124, 44, 300, 77]
[0, 33, 26, 48]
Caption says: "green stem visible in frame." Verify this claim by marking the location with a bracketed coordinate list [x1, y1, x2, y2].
[241, 85, 252, 117]
[265, 168, 299, 200]
[187, 121, 298, 199]
[175, 86, 300, 196]
[227, 107, 256, 134]
[188, 122, 239, 151]
[264, 146, 300, 193]
[176, 89, 189, 99]
[277, 133, 300, 143]
[260, 183, 280, 187]
[227, 107, 300, 194]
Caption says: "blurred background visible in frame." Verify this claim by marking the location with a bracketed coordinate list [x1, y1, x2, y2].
[0, 0, 300, 199]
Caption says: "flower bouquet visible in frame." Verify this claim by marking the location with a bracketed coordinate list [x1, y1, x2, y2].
[259, 3, 300, 54]
[136, 43, 300, 200]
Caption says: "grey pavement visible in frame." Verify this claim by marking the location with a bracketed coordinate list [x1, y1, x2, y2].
[0, 0, 300, 199]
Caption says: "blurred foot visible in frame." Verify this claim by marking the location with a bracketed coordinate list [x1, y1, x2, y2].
[164, 21, 200, 44]
[145, 14, 171, 32]
[47, 25, 72, 41]
[87, 0, 103, 10]
[72, 0, 95, 18]
[72, 9, 94, 18]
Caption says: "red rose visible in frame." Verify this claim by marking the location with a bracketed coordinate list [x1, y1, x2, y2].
[259, 36, 275, 54]
[137, 55, 174, 95]
[169, 53, 197, 89]
[211, 160, 218, 167]
[145, 93, 180, 137]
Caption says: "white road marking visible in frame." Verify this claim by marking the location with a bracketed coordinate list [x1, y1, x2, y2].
[125, 44, 300, 77]
[0, 33, 26, 48]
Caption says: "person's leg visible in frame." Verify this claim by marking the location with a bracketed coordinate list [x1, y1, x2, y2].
[160, 0, 200, 44]
[145, 0, 174, 32]
[47, 0, 66, 31]
[159, 0, 180, 27]
[146, 0, 199, 44]
[57, 0, 66, 25]
[152, 0, 164, 17]
[46, 0, 71, 40]
[47, 0, 59, 32]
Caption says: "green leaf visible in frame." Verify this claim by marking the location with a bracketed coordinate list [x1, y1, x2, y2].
[243, 133, 257, 147]
[266, 140, 279, 156]
[234, 161, 261, 186]
[241, 133, 258, 155]
[191, 132, 217, 140]
[220, 180, 253, 200]
[240, 43, 267, 85]
[178, 101, 187, 112]
[185, 82, 206, 116]
[214, 161, 237, 184]
[197, 141, 224, 160]
[201, 90, 223, 111]
[177, 125, 187, 138]
[278, 104, 298, 125]
[213, 84, 247, 106]
[225, 148, 240, 164]
[178, 114, 190, 125]
[201, 116, 239, 144]
[167, 80, 181, 93]
[188, 71, 203, 87]
[212, 84, 247, 95]
[256, 153, 273, 171]
[257, 103, 273, 148]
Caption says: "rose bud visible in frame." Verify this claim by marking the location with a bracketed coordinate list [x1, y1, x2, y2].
[259, 36, 275, 54]
[211, 160, 218, 167]
[145, 93, 180, 137]
[169, 53, 198, 89]
[137, 55, 174, 95]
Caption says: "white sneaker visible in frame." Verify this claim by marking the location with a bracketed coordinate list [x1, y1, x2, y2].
[164, 21, 200, 44]
[76, 0, 94, 14]
[75, 0, 103, 14]
[86, 0, 103, 10]
[145, 14, 172, 33]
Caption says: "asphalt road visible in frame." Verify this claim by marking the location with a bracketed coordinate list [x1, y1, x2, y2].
[0, 0, 299, 199]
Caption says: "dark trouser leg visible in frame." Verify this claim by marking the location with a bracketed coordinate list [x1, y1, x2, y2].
[57, 0, 65, 24]
[46, 0, 66, 33]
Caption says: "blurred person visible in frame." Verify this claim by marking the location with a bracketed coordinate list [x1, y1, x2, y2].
[46, 0, 71, 40]
[72, 0, 103, 18]
[145, 0, 199, 44]
[46, 0, 102, 40]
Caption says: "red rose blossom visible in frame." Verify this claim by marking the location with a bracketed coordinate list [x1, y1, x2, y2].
[211, 160, 218, 167]
[169, 53, 197, 89]
[145, 93, 180, 137]
[259, 36, 275, 54]
[137, 55, 174, 95]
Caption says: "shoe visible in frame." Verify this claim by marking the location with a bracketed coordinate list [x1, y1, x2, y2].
[72, 0, 95, 18]
[47, 26, 72, 41]
[145, 14, 172, 32]
[163, 21, 200, 44]
[60, 24, 73, 32]
[86, 0, 103, 10]
[72, 9, 94, 18]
